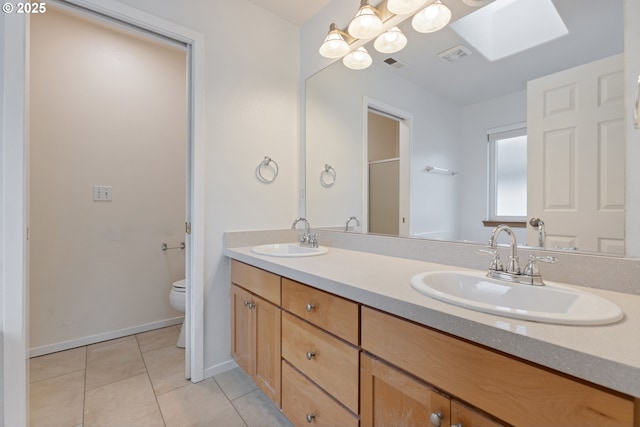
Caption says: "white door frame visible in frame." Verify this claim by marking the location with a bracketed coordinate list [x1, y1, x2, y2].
[1, 1, 205, 424]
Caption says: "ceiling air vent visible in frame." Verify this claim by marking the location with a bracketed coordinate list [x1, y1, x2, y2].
[438, 45, 472, 63]
[383, 57, 406, 69]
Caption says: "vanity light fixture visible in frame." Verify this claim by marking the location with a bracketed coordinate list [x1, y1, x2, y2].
[387, 0, 428, 15]
[412, 0, 452, 33]
[348, 0, 384, 39]
[374, 26, 408, 53]
[320, 0, 456, 70]
[343, 47, 373, 70]
[319, 23, 350, 58]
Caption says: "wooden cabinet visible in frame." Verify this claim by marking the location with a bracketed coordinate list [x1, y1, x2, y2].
[451, 401, 504, 427]
[231, 261, 281, 406]
[361, 306, 634, 427]
[361, 353, 451, 427]
[282, 311, 359, 412]
[361, 353, 503, 427]
[281, 279, 360, 424]
[282, 278, 359, 344]
[282, 361, 358, 427]
[230, 259, 638, 427]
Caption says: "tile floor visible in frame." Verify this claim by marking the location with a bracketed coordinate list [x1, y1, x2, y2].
[29, 326, 294, 427]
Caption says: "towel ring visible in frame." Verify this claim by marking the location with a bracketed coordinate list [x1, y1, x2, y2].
[257, 156, 279, 183]
[320, 164, 336, 187]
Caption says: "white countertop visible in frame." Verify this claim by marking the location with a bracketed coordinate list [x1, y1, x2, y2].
[225, 245, 640, 398]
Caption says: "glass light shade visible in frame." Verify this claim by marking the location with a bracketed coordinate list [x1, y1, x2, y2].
[387, 0, 428, 15]
[319, 23, 350, 58]
[374, 27, 408, 53]
[348, 1, 383, 39]
[412, 1, 452, 33]
[343, 47, 373, 70]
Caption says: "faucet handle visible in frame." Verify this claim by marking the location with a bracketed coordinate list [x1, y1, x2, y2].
[308, 233, 319, 248]
[523, 255, 557, 276]
[477, 249, 503, 271]
[298, 232, 308, 243]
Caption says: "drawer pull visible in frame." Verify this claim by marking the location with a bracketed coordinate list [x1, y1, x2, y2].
[451, 424, 463, 427]
[305, 303, 316, 312]
[430, 411, 443, 427]
[306, 351, 316, 360]
[305, 413, 316, 423]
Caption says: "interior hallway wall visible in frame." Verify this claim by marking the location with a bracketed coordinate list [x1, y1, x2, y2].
[114, 0, 301, 376]
[29, 6, 186, 354]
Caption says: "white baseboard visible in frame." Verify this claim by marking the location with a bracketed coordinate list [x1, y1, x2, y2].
[29, 317, 184, 358]
[203, 359, 238, 380]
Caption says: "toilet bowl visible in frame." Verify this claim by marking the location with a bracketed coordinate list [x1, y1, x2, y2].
[170, 279, 186, 348]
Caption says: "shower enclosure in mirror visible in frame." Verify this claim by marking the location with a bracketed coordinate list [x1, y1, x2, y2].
[305, 0, 625, 255]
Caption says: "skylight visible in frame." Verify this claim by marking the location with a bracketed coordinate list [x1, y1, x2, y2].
[450, 0, 568, 62]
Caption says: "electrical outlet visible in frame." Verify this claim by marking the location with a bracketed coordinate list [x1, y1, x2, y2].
[93, 185, 112, 201]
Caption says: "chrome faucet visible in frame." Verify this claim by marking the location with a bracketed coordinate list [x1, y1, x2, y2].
[481, 224, 557, 286]
[291, 217, 318, 248]
[488, 224, 520, 274]
[345, 216, 360, 232]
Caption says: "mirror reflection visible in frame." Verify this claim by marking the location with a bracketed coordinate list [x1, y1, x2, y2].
[305, 0, 625, 255]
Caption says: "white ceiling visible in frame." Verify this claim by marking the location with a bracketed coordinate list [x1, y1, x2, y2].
[252, 0, 624, 105]
[248, 0, 332, 26]
[368, 0, 624, 104]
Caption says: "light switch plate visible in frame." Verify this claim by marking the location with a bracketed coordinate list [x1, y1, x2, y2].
[93, 185, 112, 201]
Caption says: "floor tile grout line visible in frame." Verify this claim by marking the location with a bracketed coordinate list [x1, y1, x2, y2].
[228, 394, 251, 427]
[136, 331, 168, 427]
[29, 367, 87, 385]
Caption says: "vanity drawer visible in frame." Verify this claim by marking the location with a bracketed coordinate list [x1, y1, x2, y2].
[282, 361, 358, 427]
[282, 278, 359, 344]
[231, 260, 281, 305]
[281, 311, 359, 413]
[361, 306, 634, 427]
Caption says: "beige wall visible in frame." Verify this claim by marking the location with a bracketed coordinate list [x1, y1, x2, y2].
[368, 112, 399, 162]
[29, 7, 186, 353]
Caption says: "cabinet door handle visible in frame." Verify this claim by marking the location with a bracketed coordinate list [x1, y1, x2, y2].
[306, 351, 316, 360]
[305, 413, 316, 423]
[451, 424, 463, 427]
[305, 303, 316, 312]
[244, 301, 256, 309]
[429, 411, 443, 427]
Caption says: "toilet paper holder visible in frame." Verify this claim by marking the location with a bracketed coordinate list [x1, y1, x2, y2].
[162, 242, 185, 251]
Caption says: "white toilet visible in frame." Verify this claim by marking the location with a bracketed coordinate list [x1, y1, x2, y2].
[169, 279, 186, 348]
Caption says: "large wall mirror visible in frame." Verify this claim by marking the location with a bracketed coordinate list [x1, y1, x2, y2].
[306, 0, 626, 255]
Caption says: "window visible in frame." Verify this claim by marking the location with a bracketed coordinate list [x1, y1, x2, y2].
[488, 126, 527, 222]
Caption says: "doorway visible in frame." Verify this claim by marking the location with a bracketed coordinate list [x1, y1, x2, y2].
[1, 1, 205, 424]
[29, 4, 189, 358]
[363, 99, 412, 236]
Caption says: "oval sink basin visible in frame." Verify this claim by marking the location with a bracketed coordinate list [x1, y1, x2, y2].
[251, 243, 328, 257]
[410, 271, 623, 325]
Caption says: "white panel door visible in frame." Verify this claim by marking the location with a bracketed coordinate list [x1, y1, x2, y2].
[527, 54, 625, 253]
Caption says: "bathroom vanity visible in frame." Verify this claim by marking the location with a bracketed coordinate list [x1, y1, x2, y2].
[227, 244, 640, 427]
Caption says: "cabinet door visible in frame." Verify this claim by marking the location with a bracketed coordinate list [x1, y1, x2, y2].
[451, 400, 506, 427]
[231, 284, 253, 375]
[254, 295, 281, 407]
[361, 353, 450, 427]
